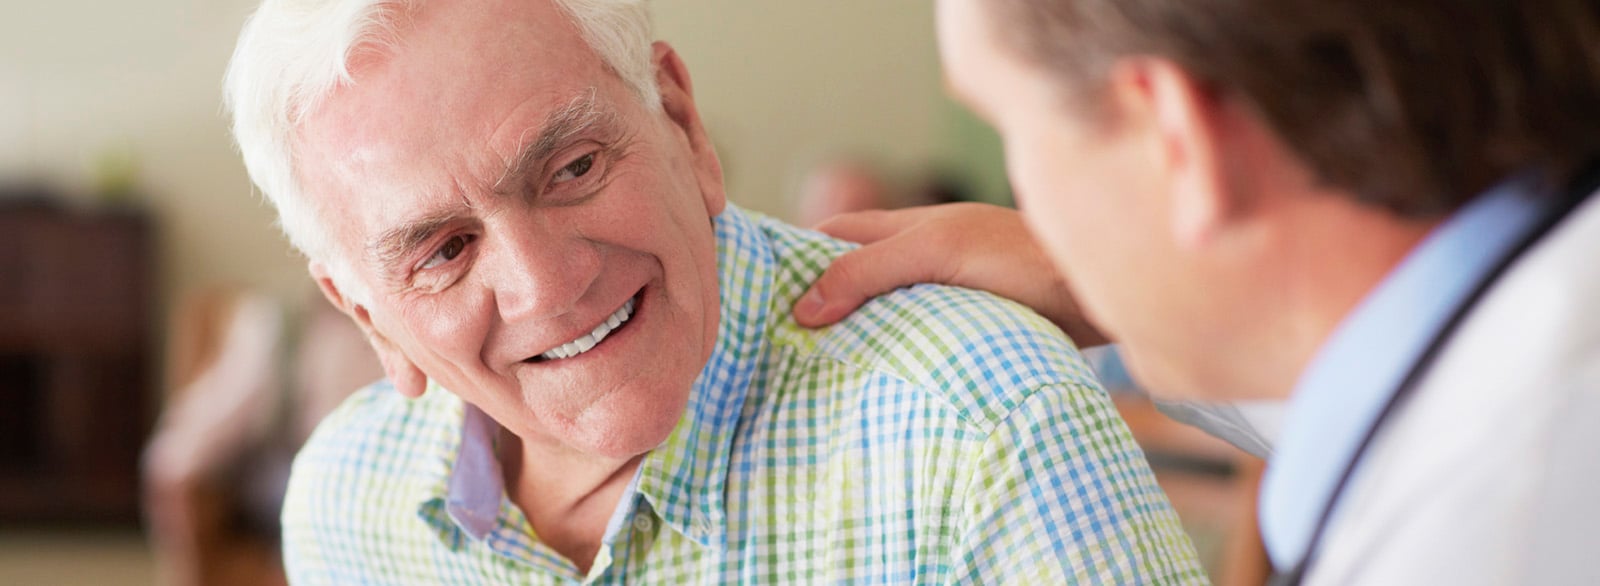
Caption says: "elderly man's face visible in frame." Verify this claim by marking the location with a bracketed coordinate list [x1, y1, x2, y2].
[295, 0, 725, 459]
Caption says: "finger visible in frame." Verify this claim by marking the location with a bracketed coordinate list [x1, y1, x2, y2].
[793, 236, 941, 328]
[811, 207, 934, 244]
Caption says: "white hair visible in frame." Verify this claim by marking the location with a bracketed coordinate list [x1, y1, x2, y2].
[223, 0, 656, 302]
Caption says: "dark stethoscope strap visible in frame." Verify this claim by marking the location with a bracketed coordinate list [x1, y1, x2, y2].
[1275, 162, 1600, 586]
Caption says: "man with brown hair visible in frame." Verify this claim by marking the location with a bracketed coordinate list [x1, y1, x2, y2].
[795, 0, 1600, 583]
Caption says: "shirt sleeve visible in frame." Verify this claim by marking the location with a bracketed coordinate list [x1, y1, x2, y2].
[1087, 344, 1281, 458]
[1152, 398, 1283, 459]
[280, 451, 333, 585]
[950, 381, 1209, 585]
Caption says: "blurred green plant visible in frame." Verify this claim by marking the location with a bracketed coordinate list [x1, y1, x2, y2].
[91, 142, 140, 205]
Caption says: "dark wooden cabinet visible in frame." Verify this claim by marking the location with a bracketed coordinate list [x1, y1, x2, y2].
[0, 199, 155, 525]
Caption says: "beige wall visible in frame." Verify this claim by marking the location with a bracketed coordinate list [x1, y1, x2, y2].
[3, 0, 309, 310]
[2, 0, 972, 328]
[655, 0, 949, 216]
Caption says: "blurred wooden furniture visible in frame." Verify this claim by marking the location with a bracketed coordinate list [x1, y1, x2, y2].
[0, 198, 155, 524]
[144, 288, 288, 586]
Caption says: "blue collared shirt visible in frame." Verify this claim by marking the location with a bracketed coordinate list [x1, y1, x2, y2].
[1260, 174, 1556, 570]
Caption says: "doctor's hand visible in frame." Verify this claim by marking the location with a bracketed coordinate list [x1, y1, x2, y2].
[793, 203, 1111, 348]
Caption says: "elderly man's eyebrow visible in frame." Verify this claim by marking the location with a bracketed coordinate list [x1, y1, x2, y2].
[363, 91, 619, 273]
[366, 209, 462, 272]
[492, 89, 617, 196]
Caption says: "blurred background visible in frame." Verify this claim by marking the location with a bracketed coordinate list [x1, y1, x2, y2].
[0, 0, 1263, 584]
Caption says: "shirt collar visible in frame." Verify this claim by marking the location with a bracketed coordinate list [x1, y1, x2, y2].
[443, 400, 503, 540]
[1260, 174, 1553, 570]
[403, 383, 501, 546]
[420, 204, 775, 550]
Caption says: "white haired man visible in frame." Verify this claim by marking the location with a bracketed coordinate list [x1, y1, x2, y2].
[225, 0, 1205, 583]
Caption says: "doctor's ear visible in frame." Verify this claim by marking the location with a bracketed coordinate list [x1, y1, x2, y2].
[1108, 58, 1243, 249]
[308, 261, 428, 399]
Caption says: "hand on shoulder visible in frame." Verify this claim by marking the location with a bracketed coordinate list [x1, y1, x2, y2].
[794, 203, 1110, 347]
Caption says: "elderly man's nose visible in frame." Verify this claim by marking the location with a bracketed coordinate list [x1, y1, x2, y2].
[487, 231, 598, 322]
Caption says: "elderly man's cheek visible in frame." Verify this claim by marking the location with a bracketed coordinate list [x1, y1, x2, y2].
[401, 297, 491, 354]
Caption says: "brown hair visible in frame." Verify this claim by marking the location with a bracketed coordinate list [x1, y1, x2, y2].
[990, 0, 1600, 216]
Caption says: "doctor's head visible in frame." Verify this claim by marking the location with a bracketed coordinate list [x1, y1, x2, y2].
[226, 0, 728, 459]
[936, 0, 1600, 398]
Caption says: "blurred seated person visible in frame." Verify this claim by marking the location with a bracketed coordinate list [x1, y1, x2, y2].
[795, 158, 970, 227]
[142, 288, 382, 586]
[795, 160, 894, 227]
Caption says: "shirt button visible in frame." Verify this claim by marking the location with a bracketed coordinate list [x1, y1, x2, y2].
[632, 514, 654, 532]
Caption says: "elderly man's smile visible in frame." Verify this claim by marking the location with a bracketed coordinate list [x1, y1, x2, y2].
[526, 289, 644, 364]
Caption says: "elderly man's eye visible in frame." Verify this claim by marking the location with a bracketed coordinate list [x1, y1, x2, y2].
[419, 235, 472, 270]
[552, 153, 595, 184]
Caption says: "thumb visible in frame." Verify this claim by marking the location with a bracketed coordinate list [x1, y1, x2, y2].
[813, 207, 928, 245]
[793, 236, 941, 328]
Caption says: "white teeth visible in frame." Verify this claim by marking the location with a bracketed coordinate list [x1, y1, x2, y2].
[539, 298, 634, 361]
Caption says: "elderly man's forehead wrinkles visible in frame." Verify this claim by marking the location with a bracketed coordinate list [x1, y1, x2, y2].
[492, 88, 617, 196]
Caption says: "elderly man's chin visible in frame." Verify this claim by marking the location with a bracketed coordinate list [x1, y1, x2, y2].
[570, 388, 692, 459]
[497, 359, 699, 461]
[509, 295, 711, 460]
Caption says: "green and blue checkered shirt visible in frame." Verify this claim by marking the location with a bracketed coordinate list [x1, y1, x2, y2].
[282, 205, 1206, 584]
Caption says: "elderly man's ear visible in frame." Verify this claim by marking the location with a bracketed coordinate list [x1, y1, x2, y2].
[309, 260, 429, 399]
[651, 41, 725, 216]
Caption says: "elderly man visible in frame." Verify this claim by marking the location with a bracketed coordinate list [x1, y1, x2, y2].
[224, 0, 1203, 583]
